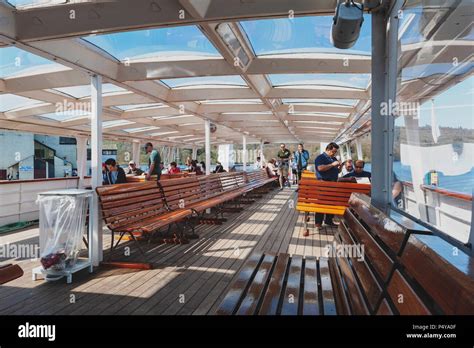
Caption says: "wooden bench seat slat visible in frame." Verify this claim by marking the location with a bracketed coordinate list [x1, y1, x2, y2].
[338, 220, 383, 313]
[319, 258, 337, 315]
[302, 257, 319, 315]
[259, 253, 290, 315]
[387, 270, 431, 315]
[399, 234, 474, 314]
[376, 299, 394, 315]
[281, 255, 303, 315]
[343, 209, 394, 282]
[333, 233, 370, 315]
[348, 194, 407, 255]
[328, 257, 351, 315]
[236, 253, 276, 315]
[216, 253, 264, 315]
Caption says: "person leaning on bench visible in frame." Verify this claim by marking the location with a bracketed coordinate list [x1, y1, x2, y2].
[144, 142, 161, 181]
[314, 142, 342, 227]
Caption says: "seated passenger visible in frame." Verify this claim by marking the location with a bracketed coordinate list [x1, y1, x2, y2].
[213, 161, 226, 173]
[266, 159, 278, 177]
[343, 160, 371, 180]
[189, 160, 203, 175]
[125, 161, 144, 176]
[169, 161, 181, 174]
[103, 158, 127, 185]
[340, 159, 354, 177]
[392, 173, 403, 208]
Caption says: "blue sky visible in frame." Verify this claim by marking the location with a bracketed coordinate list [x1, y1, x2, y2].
[241, 15, 372, 56]
[396, 76, 474, 129]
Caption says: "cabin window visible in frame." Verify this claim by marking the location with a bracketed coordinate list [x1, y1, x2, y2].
[392, 0, 473, 244]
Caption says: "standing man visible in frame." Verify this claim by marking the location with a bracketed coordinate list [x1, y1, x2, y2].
[144, 142, 161, 181]
[293, 143, 310, 184]
[277, 143, 291, 189]
[312, 142, 341, 232]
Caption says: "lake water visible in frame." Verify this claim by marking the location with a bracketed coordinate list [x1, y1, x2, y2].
[365, 161, 474, 195]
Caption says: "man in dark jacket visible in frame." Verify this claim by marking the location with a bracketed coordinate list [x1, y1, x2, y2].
[313, 142, 341, 231]
[103, 158, 127, 185]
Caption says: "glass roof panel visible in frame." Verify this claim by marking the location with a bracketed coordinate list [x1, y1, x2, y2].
[7, 0, 65, 8]
[0, 47, 68, 78]
[117, 103, 164, 111]
[83, 26, 220, 61]
[123, 126, 160, 133]
[53, 84, 126, 99]
[269, 74, 370, 89]
[0, 94, 45, 112]
[199, 99, 262, 104]
[240, 15, 371, 56]
[39, 110, 90, 122]
[161, 75, 247, 88]
[282, 98, 358, 106]
[102, 120, 135, 128]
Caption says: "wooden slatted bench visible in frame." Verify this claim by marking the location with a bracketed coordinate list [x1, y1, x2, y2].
[0, 264, 24, 284]
[330, 193, 474, 315]
[216, 252, 337, 315]
[96, 182, 194, 257]
[245, 169, 278, 193]
[217, 193, 474, 316]
[160, 174, 244, 225]
[296, 177, 371, 236]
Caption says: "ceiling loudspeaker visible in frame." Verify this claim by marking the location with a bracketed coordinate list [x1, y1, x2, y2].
[210, 123, 217, 133]
[331, 0, 364, 49]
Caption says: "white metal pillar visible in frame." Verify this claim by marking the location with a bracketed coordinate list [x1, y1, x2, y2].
[260, 140, 265, 164]
[346, 143, 352, 159]
[91, 75, 103, 266]
[242, 135, 247, 172]
[192, 146, 197, 160]
[355, 138, 363, 161]
[204, 120, 211, 175]
[76, 136, 88, 188]
[132, 140, 141, 166]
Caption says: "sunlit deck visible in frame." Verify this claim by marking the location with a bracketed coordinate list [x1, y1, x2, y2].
[0, 187, 338, 315]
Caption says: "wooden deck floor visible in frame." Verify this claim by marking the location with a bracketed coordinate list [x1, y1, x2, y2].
[0, 187, 337, 315]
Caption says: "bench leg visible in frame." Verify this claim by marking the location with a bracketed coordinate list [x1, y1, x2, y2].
[303, 212, 310, 237]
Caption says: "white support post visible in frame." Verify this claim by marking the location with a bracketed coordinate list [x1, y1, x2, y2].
[242, 135, 247, 172]
[204, 120, 211, 175]
[132, 140, 141, 166]
[355, 139, 363, 161]
[91, 75, 103, 266]
[76, 136, 88, 188]
[260, 140, 265, 164]
[346, 143, 352, 159]
[192, 146, 197, 160]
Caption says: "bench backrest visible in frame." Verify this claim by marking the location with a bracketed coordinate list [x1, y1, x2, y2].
[96, 182, 167, 232]
[246, 169, 272, 184]
[159, 176, 203, 210]
[197, 174, 225, 198]
[298, 177, 371, 207]
[331, 193, 474, 315]
[219, 172, 241, 192]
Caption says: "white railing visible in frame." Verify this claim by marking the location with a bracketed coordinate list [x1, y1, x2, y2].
[401, 182, 472, 243]
[0, 177, 91, 227]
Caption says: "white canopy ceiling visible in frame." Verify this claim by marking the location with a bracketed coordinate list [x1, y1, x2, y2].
[0, 0, 472, 146]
